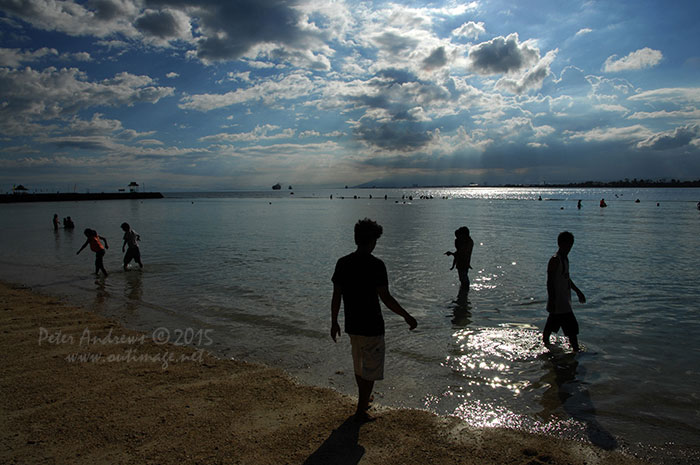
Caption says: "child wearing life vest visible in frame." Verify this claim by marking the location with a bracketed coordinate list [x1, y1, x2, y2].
[77, 228, 109, 276]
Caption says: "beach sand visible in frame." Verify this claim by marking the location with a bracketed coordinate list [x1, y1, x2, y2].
[0, 281, 649, 465]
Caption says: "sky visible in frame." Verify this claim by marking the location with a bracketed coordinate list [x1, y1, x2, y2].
[1, 0, 699, 191]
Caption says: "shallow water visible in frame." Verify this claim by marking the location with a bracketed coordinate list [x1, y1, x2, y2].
[1, 187, 699, 463]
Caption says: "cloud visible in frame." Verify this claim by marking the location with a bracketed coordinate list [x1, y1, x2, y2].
[0, 0, 138, 37]
[567, 125, 653, 143]
[134, 8, 191, 42]
[604, 47, 663, 72]
[0, 47, 57, 67]
[422, 46, 447, 70]
[0, 66, 174, 135]
[372, 31, 419, 56]
[186, 0, 323, 63]
[496, 49, 557, 94]
[628, 87, 700, 104]
[637, 124, 700, 150]
[179, 71, 316, 111]
[165, 72, 179, 79]
[575, 28, 592, 37]
[468, 33, 540, 75]
[353, 121, 433, 152]
[452, 21, 485, 40]
[200, 124, 296, 143]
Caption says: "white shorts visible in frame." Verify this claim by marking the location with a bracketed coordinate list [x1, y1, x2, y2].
[349, 334, 385, 381]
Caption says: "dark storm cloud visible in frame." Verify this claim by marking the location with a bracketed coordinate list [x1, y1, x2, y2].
[468, 33, 539, 75]
[146, 0, 316, 62]
[135, 9, 183, 39]
[354, 122, 433, 152]
[349, 69, 456, 151]
[422, 46, 447, 70]
[88, 0, 127, 21]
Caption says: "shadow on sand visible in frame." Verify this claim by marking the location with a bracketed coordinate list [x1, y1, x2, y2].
[303, 416, 365, 465]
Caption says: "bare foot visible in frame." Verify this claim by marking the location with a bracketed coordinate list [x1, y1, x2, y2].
[353, 411, 376, 423]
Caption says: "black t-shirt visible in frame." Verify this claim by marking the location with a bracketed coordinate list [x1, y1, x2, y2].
[332, 251, 388, 336]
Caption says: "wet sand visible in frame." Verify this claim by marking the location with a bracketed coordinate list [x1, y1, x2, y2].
[0, 281, 649, 465]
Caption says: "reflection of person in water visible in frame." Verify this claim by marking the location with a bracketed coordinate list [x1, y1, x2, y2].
[536, 354, 618, 450]
[451, 285, 471, 326]
[331, 218, 417, 423]
[543, 231, 586, 352]
[445, 226, 474, 289]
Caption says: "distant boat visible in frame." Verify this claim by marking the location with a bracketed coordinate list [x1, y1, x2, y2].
[272, 183, 281, 190]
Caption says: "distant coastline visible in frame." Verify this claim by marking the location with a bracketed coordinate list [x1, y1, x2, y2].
[0, 191, 164, 203]
[356, 179, 700, 189]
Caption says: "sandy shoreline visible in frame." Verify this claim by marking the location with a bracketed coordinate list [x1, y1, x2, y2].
[0, 281, 649, 465]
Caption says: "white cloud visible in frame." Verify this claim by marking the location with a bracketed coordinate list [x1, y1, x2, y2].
[0, 66, 174, 135]
[628, 87, 700, 104]
[0, 47, 57, 67]
[496, 49, 557, 94]
[452, 21, 486, 40]
[199, 125, 296, 143]
[567, 125, 653, 143]
[179, 72, 317, 111]
[575, 28, 592, 37]
[604, 48, 663, 72]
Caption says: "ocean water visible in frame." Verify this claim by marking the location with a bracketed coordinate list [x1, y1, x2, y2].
[1, 187, 699, 463]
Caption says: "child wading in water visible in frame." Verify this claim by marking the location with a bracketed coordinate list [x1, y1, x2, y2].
[121, 222, 143, 271]
[543, 231, 586, 352]
[77, 228, 109, 276]
[445, 226, 474, 289]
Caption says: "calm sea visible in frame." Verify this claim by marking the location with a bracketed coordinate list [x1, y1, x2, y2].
[1, 187, 699, 463]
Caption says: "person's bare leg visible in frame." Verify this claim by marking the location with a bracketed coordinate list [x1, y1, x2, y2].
[354, 375, 375, 421]
[569, 335, 580, 352]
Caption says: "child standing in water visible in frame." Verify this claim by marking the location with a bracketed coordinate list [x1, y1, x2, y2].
[543, 231, 586, 352]
[445, 226, 474, 289]
[77, 228, 109, 276]
[121, 222, 143, 271]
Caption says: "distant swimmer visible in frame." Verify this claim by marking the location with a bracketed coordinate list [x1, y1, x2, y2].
[697, 201, 700, 210]
[63, 216, 75, 229]
[52, 214, 60, 231]
[600, 198, 607, 208]
[538, 196, 542, 201]
[577, 200, 582, 210]
[77, 228, 109, 276]
[635, 199, 640, 203]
